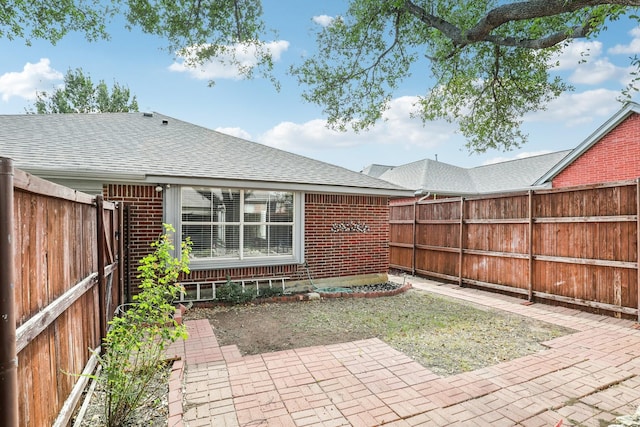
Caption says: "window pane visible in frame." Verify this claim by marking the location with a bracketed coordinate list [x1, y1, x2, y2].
[212, 224, 240, 258]
[183, 223, 213, 258]
[216, 189, 241, 222]
[269, 224, 293, 254]
[182, 224, 241, 258]
[243, 224, 293, 257]
[244, 191, 293, 223]
[182, 187, 241, 259]
[182, 187, 213, 222]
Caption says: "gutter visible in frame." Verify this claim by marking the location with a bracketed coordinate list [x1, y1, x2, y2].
[413, 183, 553, 199]
[147, 175, 414, 198]
[22, 168, 146, 183]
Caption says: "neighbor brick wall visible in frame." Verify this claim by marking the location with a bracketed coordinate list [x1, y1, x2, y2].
[104, 185, 390, 293]
[553, 113, 640, 188]
[304, 194, 390, 280]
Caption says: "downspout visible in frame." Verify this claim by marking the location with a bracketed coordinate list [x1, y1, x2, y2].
[417, 192, 431, 203]
[0, 157, 18, 427]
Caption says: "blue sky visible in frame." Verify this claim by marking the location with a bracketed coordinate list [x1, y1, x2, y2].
[1, 2, 640, 172]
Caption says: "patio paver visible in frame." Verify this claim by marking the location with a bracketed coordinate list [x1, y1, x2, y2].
[171, 274, 640, 426]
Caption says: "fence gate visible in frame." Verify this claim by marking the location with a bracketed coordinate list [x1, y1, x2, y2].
[0, 158, 123, 427]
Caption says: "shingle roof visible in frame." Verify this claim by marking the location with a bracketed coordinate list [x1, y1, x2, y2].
[0, 112, 410, 196]
[469, 151, 571, 193]
[360, 164, 394, 178]
[366, 150, 571, 196]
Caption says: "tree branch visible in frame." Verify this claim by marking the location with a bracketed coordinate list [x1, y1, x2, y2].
[403, 0, 640, 50]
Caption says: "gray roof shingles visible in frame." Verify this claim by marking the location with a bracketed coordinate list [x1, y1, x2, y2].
[0, 112, 409, 194]
[369, 150, 571, 195]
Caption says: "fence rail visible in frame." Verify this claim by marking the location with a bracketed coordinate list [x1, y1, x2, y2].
[390, 180, 640, 318]
[0, 158, 122, 427]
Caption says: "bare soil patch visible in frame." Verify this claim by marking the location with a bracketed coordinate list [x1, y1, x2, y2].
[184, 288, 573, 376]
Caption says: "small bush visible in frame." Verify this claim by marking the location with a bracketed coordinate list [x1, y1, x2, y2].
[216, 279, 256, 304]
[96, 224, 191, 427]
[258, 287, 284, 299]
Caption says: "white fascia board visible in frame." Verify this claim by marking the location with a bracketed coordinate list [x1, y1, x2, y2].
[21, 168, 413, 197]
[23, 168, 146, 182]
[419, 183, 552, 198]
[145, 175, 414, 197]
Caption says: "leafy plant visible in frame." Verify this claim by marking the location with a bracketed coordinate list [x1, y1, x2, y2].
[258, 287, 284, 299]
[96, 224, 191, 427]
[216, 278, 257, 304]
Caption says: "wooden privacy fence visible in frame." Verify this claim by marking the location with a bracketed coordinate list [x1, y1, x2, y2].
[0, 158, 123, 427]
[390, 180, 640, 319]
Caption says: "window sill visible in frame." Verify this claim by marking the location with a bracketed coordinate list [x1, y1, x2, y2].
[188, 256, 302, 271]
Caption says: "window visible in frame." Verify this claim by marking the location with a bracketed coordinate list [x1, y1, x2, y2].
[176, 186, 302, 268]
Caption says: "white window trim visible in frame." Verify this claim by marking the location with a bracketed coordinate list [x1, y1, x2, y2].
[165, 185, 304, 270]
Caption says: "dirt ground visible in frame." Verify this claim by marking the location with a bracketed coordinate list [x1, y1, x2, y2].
[184, 288, 573, 376]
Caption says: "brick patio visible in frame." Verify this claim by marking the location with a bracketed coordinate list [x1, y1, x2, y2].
[166, 275, 640, 426]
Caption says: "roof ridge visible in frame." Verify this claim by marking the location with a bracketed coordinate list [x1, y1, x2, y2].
[470, 150, 572, 170]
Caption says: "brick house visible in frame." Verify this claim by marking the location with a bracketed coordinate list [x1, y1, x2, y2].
[1, 112, 411, 299]
[535, 102, 640, 188]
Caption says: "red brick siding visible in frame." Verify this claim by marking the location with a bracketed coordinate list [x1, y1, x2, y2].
[104, 184, 164, 289]
[186, 264, 306, 283]
[103, 185, 390, 290]
[553, 113, 640, 188]
[304, 194, 389, 280]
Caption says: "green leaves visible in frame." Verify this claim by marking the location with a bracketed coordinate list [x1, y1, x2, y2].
[0, 0, 112, 45]
[29, 68, 139, 114]
[96, 224, 191, 426]
[125, 0, 276, 85]
[292, 0, 623, 152]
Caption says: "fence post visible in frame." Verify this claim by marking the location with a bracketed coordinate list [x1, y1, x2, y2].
[637, 179, 640, 322]
[528, 190, 534, 302]
[458, 198, 465, 287]
[96, 195, 107, 345]
[0, 157, 18, 427]
[412, 201, 417, 275]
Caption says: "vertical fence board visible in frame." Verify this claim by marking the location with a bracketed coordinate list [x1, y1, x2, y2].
[390, 180, 639, 316]
[8, 169, 122, 426]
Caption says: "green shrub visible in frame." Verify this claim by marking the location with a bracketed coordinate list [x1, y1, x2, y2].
[216, 279, 256, 304]
[96, 224, 191, 427]
[258, 287, 284, 298]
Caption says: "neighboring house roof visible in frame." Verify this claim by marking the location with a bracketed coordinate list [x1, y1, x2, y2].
[0, 112, 411, 197]
[534, 102, 640, 186]
[365, 150, 571, 196]
[360, 164, 394, 178]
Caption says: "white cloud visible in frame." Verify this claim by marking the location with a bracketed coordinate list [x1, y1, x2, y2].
[259, 119, 356, 150]
[214, 127, 252, 140]
[549, 40, 603, 71]
[548, 40, 629, 85]
[568, 58, 625, 85]
[524, 88, 620, 127]
[312, 15, 334, 27]
[483, 151, 553, 165]
[0, 58, 62, 102]
[168, 40, 290, 80]
[258, 95, 458, 153]
[609, 27, 640, 54]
